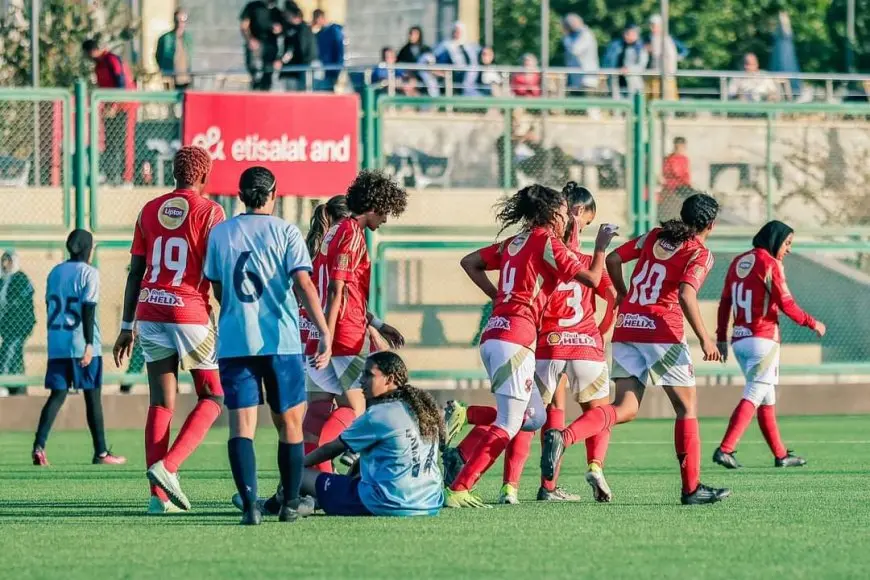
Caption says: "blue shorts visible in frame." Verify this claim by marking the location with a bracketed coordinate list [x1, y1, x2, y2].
[219, 354, 306, 414]
[44, 357, 102, 391]
[315, 473, 373, 517]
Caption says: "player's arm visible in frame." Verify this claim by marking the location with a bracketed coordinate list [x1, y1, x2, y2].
[716, 273, 733, 361]
[460, 248, 498, 300]
[573, 225, 617, 288]
[679, 250, 719, 362]
[113, 254, 146, 367]
[596, 280, 618, 336]
[294, 270, 332, 369]
[366, 311, 404, 349]
[303, 438, 347, 467]
[80, 269, 99, 367]
[770, 264, 825, 337]
[606, 233, 642, 302]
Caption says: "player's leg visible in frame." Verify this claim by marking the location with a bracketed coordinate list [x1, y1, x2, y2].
[304, 391, 336, 472]
[80, 357, 126, 465]
[320, 354, 367, 467]
[538, 372, 568, 499]
[303, 471, 373, 517]
[33, 360, 71, 466]
[566, 360, 614, 503]
[499, 386, 545, 504]
[758, 387, 805, 467]
[715, 338, 767, 468]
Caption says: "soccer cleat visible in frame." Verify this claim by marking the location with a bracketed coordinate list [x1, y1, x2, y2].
[147, 460, 191, 511]
[443, 488, 491, 509]
[537, 486, 582, 502]
[775, 450, 807, 468]
[585, 464, 613, 503]
[441, 446, 465, 487]
[32, 447, 49, 467]
[231, 493, 273, 515]
[681, 483, 732, 505]
[443, 400, 468, 447]
[278, 496, 315, 523]
[540, 429, 565, 481]
[240, 505, 263, 526]
[498, 483, 519, 505]
[93, 451, 127, 465]
[147, 495, 184, 515]
[712, 447, 742, 470]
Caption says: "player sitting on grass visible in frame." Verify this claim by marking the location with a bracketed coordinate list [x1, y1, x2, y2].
[713, 220, 825, 470]
[205, 167, 332, 526]
[32, 229, 126, 467]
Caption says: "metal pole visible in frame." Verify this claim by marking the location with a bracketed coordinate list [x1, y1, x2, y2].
[540, 0, 549, 71]
[847, 0, 856, 72]
[484, 0, 493, 48]
[31, 0, 40, 186]
[660, 0, 669, 99]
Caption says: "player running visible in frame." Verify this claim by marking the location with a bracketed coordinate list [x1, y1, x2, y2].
[32, 230, 126, 467]
[113, 146, 225, 514]
[304, 171, 407, 474]
[713, 220, 825, 469]
[204, 167, 331, 525]
[541, 193, 731, 505]
[444, 184, 617, 508]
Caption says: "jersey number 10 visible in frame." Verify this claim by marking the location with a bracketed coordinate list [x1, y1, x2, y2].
[629, 262, 666, 306]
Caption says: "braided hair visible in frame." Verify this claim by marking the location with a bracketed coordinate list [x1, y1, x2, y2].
[173, 146, 212, 187]
[238, 166, 276, 209]
[659, 193, 719, 244]
[306, 195, 350, 257]
[494, 184, 565, 238]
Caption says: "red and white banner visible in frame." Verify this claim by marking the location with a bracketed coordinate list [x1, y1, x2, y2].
[182, 91, 359, 197]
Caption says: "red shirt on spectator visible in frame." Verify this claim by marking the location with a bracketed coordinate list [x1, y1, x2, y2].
[511, 72, 542, 97]
[662, 152, 691, 192]
[94, 51, 135, 90]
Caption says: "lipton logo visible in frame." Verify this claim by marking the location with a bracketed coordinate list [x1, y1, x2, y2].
[507, 233, 529, 257]
[653, 238, 682, 260]
[158, 197, 190, 230]
[736, 253, 756, 279]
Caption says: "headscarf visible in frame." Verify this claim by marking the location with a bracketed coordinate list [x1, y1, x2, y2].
[0, 251, 20, 308]
[66, 229, 94, 262]
[752, 220, 793, 259]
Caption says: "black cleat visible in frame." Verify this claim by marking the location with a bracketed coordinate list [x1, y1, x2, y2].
[775, 450, 807, 468]
[441, 446, 465, 487]
[681, 483, 731, 505]
[240, 504, 263, 526]
[540, 429, 565, 481]
[712, 447, 742, 470]
[279, 496, 316, 522]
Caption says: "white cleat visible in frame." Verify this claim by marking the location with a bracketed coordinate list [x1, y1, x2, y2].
[585, 464, 613, 503]
[147, 495, 185, 515]
[147, 460, 191, 511]
[498, 484, 519, 505]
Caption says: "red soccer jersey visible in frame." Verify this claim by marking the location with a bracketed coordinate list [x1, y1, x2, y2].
[478, 227, 586, 349]
[716, 248, 817, 344]
[307, 218, 370, 356]
[612, 227, 713, 344]
[131, 189, 224, 324]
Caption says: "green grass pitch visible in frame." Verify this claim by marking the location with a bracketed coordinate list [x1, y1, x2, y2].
[1, 415, 868, 579]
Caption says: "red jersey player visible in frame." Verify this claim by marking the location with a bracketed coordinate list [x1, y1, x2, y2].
[542, 193, 731, 505]
[444, 184, 617, 509]
[112, 146, 225, 514]
[714, 221, 825, 470]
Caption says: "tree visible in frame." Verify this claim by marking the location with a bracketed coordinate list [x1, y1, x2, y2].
[481, 1, 562, 66]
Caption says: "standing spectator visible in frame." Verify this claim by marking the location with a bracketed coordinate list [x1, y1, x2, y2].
[155, 9, 193, 90]
[510, 53, 542, 97]
[660, 136, 695, 220]
[277, 1, 318, 92]
[770, 11, 802, 100]
[728, 53, 780, 102]
[240, 0, 283, 91]
[82, 38, 136, 187]
[311, 9, 344, 91]
[0, 251, 35, 396]
[397, 26, 430, 70]
[421, 22, 480, 96]
[562, 14, 599, 96]
[645, 14, 688, 100]
[603, 24, 649, 98]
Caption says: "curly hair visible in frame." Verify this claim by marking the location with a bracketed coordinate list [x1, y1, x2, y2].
[366, 351, 446, 444]
[494, 184, 565, 237]
[173, 146, 212, 187]
[307, 195, 350, 257]
[238, 166, 276, 209]
[660, 193, 719, 244]
[345, 170, 408, 218]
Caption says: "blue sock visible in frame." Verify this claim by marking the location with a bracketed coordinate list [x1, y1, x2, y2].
[228, 437, 257, 509]
[278, 441, 304, 503]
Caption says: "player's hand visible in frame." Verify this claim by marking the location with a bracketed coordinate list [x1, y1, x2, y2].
[702, 338, 722, 363]
[80, 344, 94, 368]
[248, 37, 260, 51]
[367, 326, 390, 353]
[716, 341, 729, 364]
[594, 224, 619, 251]
[112, 330, 134, 368]
[311, 338, 332, 371]
[378, 324, 405, 349]
[813, 321, 827, 338]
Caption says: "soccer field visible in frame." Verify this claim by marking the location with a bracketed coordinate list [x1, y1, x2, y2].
[1, 415, 868, 579]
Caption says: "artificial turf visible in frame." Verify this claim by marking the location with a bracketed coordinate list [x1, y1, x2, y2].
[1, 415, 868, 579]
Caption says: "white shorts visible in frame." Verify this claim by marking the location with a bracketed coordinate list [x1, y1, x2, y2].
[535, 359, 610, 404]
[733, 338, 780, 405]
[137, 320, 218, 371]
[480, 339, 536, 402]
[611, 341, 695, 387]
[306, 334, 371, 396]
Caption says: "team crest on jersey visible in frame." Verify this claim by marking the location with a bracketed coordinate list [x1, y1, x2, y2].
[652, 238, 682, 260]
[336, 254, 350, 270]
[507, 233, 529, 257]
[483, 316, 511, 332]
[616, 313, 656, 330]
[139, 288, 185, 307]
[736, 254, 756, 279]
[157, 197, 190, 230]
[546, 332, 596, 346]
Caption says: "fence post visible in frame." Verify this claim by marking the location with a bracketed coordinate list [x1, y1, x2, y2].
[74, 79, 87, 230]
[632, 91, 646, 236]
[765, 111, 774, 222]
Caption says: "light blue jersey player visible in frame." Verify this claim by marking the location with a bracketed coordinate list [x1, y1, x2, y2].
[204, 166, 331, 526]
[32, 229, 126, 467]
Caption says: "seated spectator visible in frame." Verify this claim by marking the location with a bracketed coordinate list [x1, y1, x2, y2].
[397, 26, 430, 69]
[728, 53, 780, 102]
[478, 46, 503, 96]
[496, 112, 572, 188]
[510, 53, 542, 97]
[603, 23, 648, 98]
[372, 47, 399, 85]
[659, 136, 697, 220]
[562, 13, 599, 96]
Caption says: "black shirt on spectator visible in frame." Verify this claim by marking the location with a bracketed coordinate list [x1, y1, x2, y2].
[240, 1, 281, 43]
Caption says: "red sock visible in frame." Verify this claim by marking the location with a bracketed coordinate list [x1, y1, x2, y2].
[757, 404, 787, 459]
[451, 426, 510, 492]
[675, 418, 701, 494]
[563, 404, 616, 446]
[457, 425, 490, 462]
[540, 407, 565, 491]
[586, 428, 612, 467]
[145, 405, 172, 500]
[303, 399, 334, 473]
[317, 406, 357, 472]
[503, 430, 534, 486]
[720, 399, 756, 454]
[466, 405, 497, 425]
[163, 399, 221, 473]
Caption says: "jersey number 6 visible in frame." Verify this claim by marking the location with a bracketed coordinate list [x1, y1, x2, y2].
[233, 251, 265, 303]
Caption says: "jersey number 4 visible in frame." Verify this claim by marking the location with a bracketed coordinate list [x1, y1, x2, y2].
[629, 262, 666, 306]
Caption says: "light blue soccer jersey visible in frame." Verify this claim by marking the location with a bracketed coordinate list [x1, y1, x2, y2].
[204, 214, 312, 358]
[45, 261, 101, 360]
[340, 400, 443, 516]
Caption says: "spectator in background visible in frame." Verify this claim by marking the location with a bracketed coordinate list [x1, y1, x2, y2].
[82, 38, 136, 187]
[770, 11, 802, 100]
[422, 22, 480, 96]
[0, 251, 35, 396]
[155, 9, 193, 90]
[728, 52, 780, 102]
[312, 9, 344, 91]
[510, 53, 542, 97]
[562, 14, 599, 96]
[278, 1, 318, 91]
[477, 46, 503, 96]
[660, 136, 695, 220]
[397, 26, 430, 71]
[645, 14, 687, 100]
[604, 23, 648, 98]
[240, 0, 283, 91]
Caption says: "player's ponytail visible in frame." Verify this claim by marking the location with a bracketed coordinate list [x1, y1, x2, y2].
[562, 181, 596, 243]
[660, 193, 719, 245]
[306, 195, 350, 257]
[494, 184, 565, 238]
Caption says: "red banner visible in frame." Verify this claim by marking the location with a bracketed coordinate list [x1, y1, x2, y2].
[182, 91, 359, 197]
